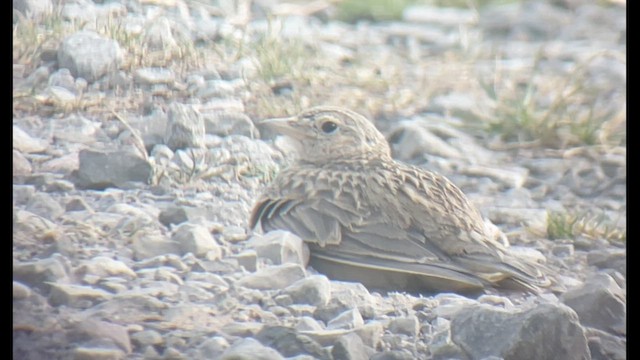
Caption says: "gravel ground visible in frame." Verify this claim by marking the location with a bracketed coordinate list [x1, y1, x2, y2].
[13, 0, 625, 359]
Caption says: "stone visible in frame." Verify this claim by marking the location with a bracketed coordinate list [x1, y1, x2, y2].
[131, 229, 181, 260]
[585, 327, 626, 360]
[58, 31, 123, 82]
[430, 326, 471, 360]
[13, 125, 48, 153]
[370, 351, 415, 360]
[13, 281, 32, 300]
[282, 275, 331, 306]
[131, 330, 163, 346]
[13, 150, 32, 176]
[388, 316, 419, 337]
[158, 206, 189, 227]
[255, 326, 329, 359]
[236, 263, 306, 290]
[295, 317, 324, 332]
[13, 255, 71, 292]
[202, 110, 258, 138]
[13, 184, 35, 205]
[450, 302, 590, 360]
[40, 152, 80, 175]
[48, 68, 77, 92]
[354, 322, 384, 348]
[220, 338, 284, 360]
[403, 5, 476, 26]
[332, 332, 371, 360]
[72, 347, 126, 360]
[327, 308, 364, 331]
[172, 223, 221, 258]
[561, 273, 626, 336]
[247, 230, 310, 266]
[13, 0, 53, 18]
[84, 294, 167, 324]
[48, 283, 113, 307]
[587, 249, 626, 276]
[460, 165, 529, 188]
[74, 319, 132, 354]
[197, 336, 230, 358]
[165, 103, 205, 150]
[552, 244, 575, 257]
[231, 250, 257, 272]
[73, 150, 152, 190]
[76, 257, 136, 280]
[142, 17, 178, 51]
[134, 67, 175, 85]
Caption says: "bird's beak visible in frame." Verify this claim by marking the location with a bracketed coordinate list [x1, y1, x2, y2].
[258, 116, 308, 140]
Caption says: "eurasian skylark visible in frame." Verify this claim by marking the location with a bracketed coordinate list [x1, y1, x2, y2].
[250, 106, 550, 294]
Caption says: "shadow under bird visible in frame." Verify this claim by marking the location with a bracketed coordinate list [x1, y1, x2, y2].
[250, 106, 550, 294]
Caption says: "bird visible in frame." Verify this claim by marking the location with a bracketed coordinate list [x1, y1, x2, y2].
[249, 106, 550, 294]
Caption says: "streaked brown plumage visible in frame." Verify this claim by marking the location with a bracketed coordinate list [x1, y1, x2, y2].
[250, 106, 550, 294]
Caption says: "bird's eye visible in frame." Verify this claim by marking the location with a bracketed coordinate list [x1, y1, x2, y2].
[321, 121, 338, 134]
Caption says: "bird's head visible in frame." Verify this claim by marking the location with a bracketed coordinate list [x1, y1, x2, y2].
[259, 106, 392, 164]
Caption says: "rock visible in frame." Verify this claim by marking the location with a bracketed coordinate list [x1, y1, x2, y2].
[388, 316, 419, 337]
[248, 230, 310, 266]
[48, 283, 113, 307]
[388, 120, 462, 161]
[282, 275, 331, 306]
[134, 67, 175, 85]
[196, 336, 230, 358]
[13, 184, 35, 205]
[587, 249, 626, 276]
[73, 319, 132, 354]
[40, 152, 80, 174]
[327, 308, 364, 330]
[131, 330, 163, 346]
[164, 103, 205, 150]
[585, 327, 626, 360]
[552, 244, 575, 257]
[370, 351, 415, 360]
[158, 206, 188, 226]
[222, 226, 248, 243]
[50, 115, 102, 144]
[202, 110, 258, 138]
[430, 325, 469, 360]
[13, 125, 48, 153]
[72, 346, 126, 360]
[163, 304, 219, 332]
[332, 332, 371, 360]
[13, 0, 53, 18]
[76, 257, 136, 280]
[231, 250, 257, 272]
[295, 317, 324, 332]
[236, 263, 306, 290]
[13, 255, 71, 292]
[354, 322, 384, 348]
[459, 165, 529, 188]
[131, 229, 181, 260]
[450, 302, 590, 360]
[402, 5, 476, 26]
[172, 223, 221, 258]
[84, 294, 167, 324]
[561, 273, 626, 336]
[13, 281, 32, 300]
[13, 150, 32, 176]
[220, 338, 284, 360]
[255, 326, 329, 359]
[48, 68, 77, 92]
[73, 149, 152, 189]
[142, 16, 178, 51]
[58, 31, 123, 82]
